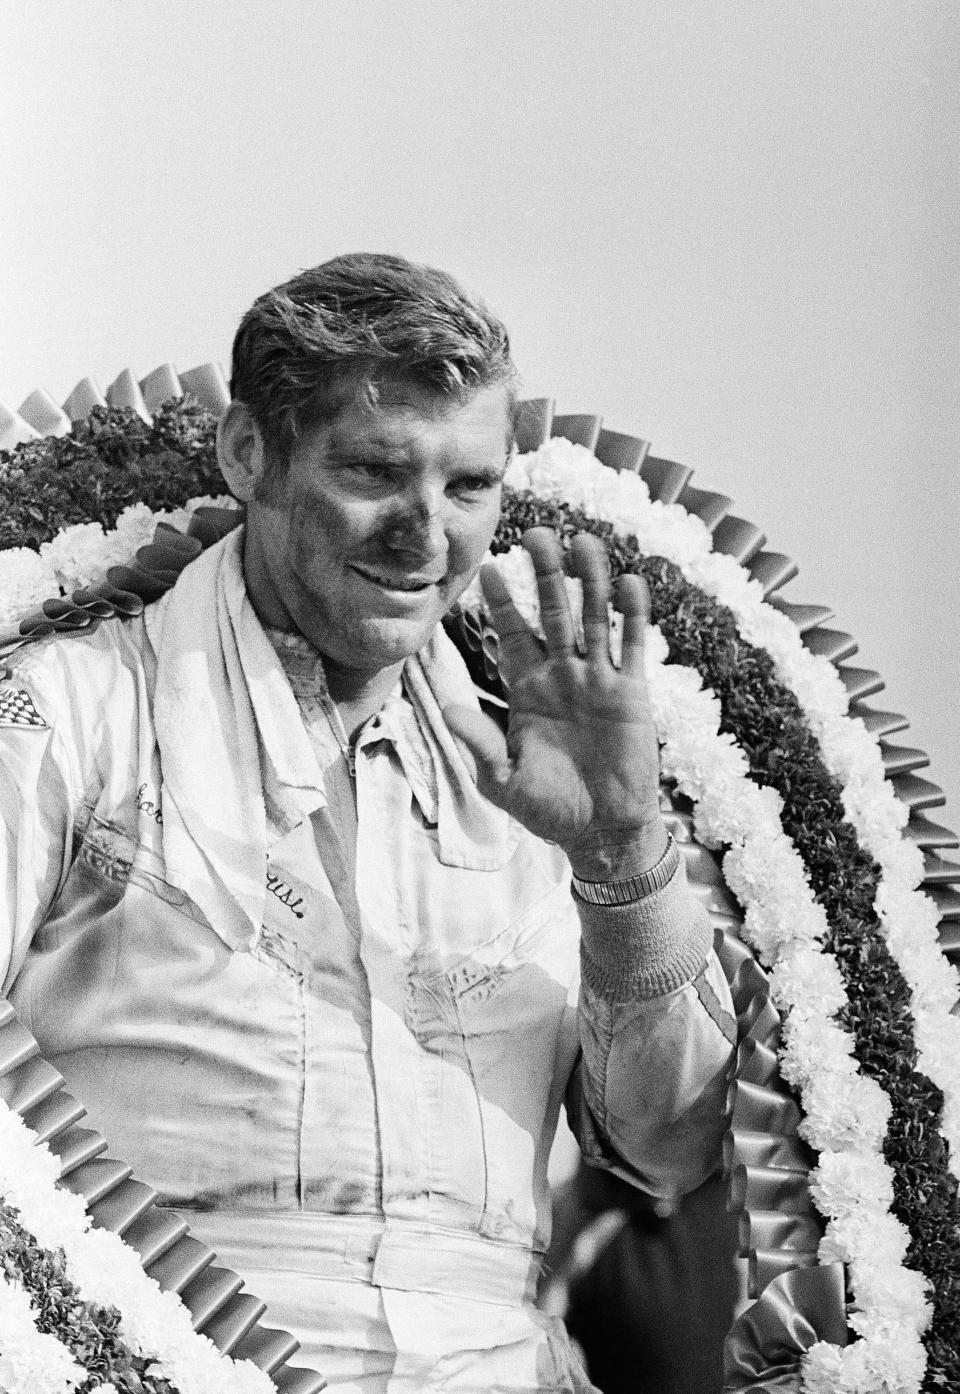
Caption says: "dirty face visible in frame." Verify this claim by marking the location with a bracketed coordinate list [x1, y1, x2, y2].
[240, 380, 512, 681]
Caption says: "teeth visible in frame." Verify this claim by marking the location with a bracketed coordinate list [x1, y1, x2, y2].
[359, 568, 429, 592]
[374, 576, 417, 590]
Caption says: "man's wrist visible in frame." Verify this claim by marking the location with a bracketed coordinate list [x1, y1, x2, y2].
[566, 819, 669, 884]
[573, 842, 713, 1001]
[572, 833, 680, 907]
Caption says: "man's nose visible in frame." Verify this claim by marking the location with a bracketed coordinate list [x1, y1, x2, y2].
[384, 488, 447, 558]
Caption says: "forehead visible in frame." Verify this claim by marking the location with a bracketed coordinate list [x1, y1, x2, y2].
[315, 380, 513, 460]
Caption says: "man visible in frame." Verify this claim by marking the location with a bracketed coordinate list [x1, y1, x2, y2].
[0, 254, 736, 1391]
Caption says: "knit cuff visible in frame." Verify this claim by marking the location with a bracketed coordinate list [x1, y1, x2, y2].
[575, 854, 713, 1002]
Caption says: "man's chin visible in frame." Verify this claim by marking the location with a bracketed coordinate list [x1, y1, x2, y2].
[340, 613, 443, 670]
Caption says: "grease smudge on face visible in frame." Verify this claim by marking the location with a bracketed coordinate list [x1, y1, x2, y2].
[242, 381, 511, 695]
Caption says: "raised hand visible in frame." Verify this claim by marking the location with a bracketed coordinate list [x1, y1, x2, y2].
[444, 528, 668, 881]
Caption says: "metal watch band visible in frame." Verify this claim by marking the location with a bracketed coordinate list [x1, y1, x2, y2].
[571, 832, 680, 907]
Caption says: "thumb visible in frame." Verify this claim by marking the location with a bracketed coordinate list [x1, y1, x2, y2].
[443, 703, 514, 806]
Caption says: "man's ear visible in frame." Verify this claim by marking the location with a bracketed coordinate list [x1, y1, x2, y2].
[217, 400, 270, 503]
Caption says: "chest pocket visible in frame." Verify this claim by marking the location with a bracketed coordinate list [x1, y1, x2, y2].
[449, 881, 577, 1022]
[75, 817, 133, 886]
[64, 815, 208, 927]
[407, 882, 578, 1099]
[20, 815, 205, 1049]
[403, 879, 580, 1239]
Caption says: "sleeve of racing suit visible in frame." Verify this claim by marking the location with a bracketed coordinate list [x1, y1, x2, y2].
[0, 661, 76, 995]
[566, 850, 737, 1200]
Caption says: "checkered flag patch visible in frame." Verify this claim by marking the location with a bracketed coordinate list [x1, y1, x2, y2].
[0, 687, 48, 729]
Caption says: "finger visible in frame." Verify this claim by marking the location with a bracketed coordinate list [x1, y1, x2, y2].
[479, 562, 544, 685]
[569, 533, 612, 663]
[613, 571, 651, 677]
[443, 702, 514, 808]
[521, 528, 577, 656]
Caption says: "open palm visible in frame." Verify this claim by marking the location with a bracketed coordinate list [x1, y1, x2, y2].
[445, 529, 668, 881]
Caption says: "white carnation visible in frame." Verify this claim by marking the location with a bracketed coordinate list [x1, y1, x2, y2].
[880, 837, 926, 892]
[801, 1341, 845, 1393]
[39, 521, 112, 592]
[112, 502, 161, 554]
[809, 1148, 894, 1220]
[643, 621, 670, 670]
[779, 1013, 857, 1089]
[688, 548, 767, 618]
[914, 1010, 960, 1084]
[490, 546, 540, 628]
[848, 1261, 932, 1335]
[818, 1208, 910, 1270]
[829, 1329, 926, 1394]
[502, 448, 531, 491]
[521, 437, 607, 512]
[0, 547, 59, 627]
[799, 1069, 891, 1152]
[593, 467, 652, 533]
[770, 946, 847, 1020]
[630, 498, 712, 570]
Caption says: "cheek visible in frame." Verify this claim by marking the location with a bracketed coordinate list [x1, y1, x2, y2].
[288, 497, 361, 565]
[449, 501, 501, 573]
[284, 512, 340, 596]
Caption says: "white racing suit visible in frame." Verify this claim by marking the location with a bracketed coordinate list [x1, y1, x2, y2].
[0, 529, 736, 1392]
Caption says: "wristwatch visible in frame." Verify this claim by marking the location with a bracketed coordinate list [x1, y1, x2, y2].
[571, 832, 680, 907]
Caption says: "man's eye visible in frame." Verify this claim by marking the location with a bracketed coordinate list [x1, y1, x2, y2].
[452, 475, 499, 496]
[350, 463, 393, 483]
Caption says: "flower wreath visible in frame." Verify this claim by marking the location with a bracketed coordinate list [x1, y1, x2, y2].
[0, 368, 958, 1394]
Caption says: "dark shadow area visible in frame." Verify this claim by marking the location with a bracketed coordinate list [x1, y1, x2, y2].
[551, 1165, 742, 1394]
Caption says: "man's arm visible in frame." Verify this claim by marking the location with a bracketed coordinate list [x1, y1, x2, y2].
[0, 659, 74, 992]
[570, 858, 736, 1197]
[444, 527, 736, 1194]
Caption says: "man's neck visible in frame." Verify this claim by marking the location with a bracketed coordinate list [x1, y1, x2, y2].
[324, 659, 406, 743]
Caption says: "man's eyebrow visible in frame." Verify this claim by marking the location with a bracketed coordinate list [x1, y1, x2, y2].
[452, 461, 507, 485]
[327, 439, 407, 463]
[484, 446, 514, 474]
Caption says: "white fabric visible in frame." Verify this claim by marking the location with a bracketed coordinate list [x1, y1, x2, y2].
[148, 528, 323, 950]
[147, 530, 512, 950]
[0, 531, 736, 1391]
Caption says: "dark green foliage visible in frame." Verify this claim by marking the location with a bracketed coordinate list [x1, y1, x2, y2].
[0, 399, 222, 553]
[0, 1200, 180, 1393]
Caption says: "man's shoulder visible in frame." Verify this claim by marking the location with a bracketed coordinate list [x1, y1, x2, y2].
[0, 612, 155, 731]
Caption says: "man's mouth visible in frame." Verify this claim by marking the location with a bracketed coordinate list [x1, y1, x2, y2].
[351, 564, 442, 593]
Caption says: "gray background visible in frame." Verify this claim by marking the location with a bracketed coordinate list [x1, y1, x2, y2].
[3, 1, 958, 827]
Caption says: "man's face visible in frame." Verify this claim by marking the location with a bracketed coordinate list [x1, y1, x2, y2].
[242, 380, 511, 679]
